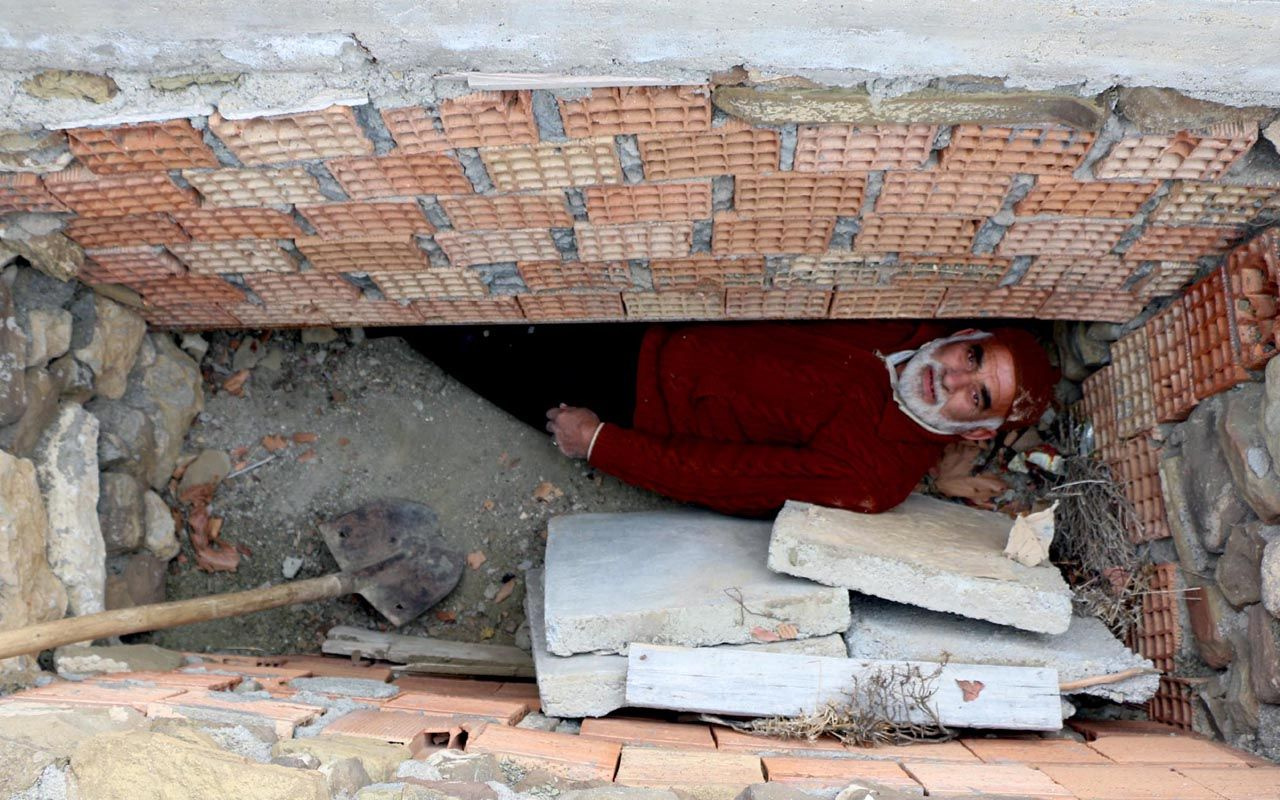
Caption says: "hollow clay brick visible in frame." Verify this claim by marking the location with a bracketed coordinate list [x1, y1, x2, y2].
[1178, 766, 1280, 800]
[733, 174, 864, 218]
[482, 139, 623, 192]
[1015, 176, 1160, 218]
[875, 171, 1013, 217]
[413, 296, 523, 323]
[637, 121, 780, 180]
[67, 120, 218, 174]
[1093, 128, 1258, 181]
[1110, 327, 1158, 439]
[892, 256, 1011, 285]
[902, 761, 1073, 798]
[1087, 733, 1249, 766]
[208, 106, 373, 165]
[773, 255, 884, 289]
[8, 682, 183, 711]
[382, 691, 530, 724]
[709, 727, 848, 757]
[467, 725, 621, 781]
[137, 274, 247, 307]
[43, 166, 199, 217]
[516, 292, 625, 321]
[585, 181, 713, 224]
[81, 246, 185, 286]
[182, 167, 329, 207]
[762, 757, 921, 792]
[622, 290, 725, 320]
[1184, 268, 1249, 399]
[960, 737, 1111, 765]
[1112, 435, 1170, 544]
[143, 303, 243, 329]
[579, 717, 716, 750]
[368, 269, 487, 300]
[855, 214, 980, 256]
[1019, 255, 1134, 291]
[173, 207, 302, 241]
[391, 676, 502, 697]
[937, 286, 1052, 318]
[298, 201, 434, 238]
[997, 219, 1129, 258]
[246, 272, 362, 305]
[559, 86, 713, 138]
[712, 214, 834, 255]
[1130, 562, 1181, 675]
[311, 298, 428, 327]
[1124, 225, 1241, 263]
[439, 193, 574, 231]
[67, 213, 189, 249]
[380, 105, 452, 154]
[222, 301, 329, 327]
[1038, 764, 1222, 800]
[434, 228, 560, 267]
[1152, 182, 1280, 227]
[169, 240, 297, 275]
[1224, 229, 1280, 369]
[439, 91, 540, 149]
[329, 153, 474, 199]
[1145, 301, 1197, 422]
[147, 690, 325, 737]
[615, 746, 764, 789]
[575, 221, 693, 261]
[0, 173, 70, 213]
[1131, 260, 1199, 303]
[829, 287, 945, 318]
[91, 671, 240, 691]
[517, 260, 633, 292]
[1081, 365, 1120, 455]
[792, 124, 935, 172]
[1035, 289, 1143, 323]
[724, 287, 831, 319]
[296, 236, 431, 272]
[648, 256, 766, 290]
[321, 709, 459, 747]
[941, 125, 1094, 174]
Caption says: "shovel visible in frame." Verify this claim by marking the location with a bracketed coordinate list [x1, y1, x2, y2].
[0, 499, 464, 661]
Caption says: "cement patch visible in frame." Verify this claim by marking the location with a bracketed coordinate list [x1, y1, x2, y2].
[768, 496, 1072, 635]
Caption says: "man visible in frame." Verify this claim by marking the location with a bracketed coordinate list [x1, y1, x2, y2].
[545, 321, 1055, 517]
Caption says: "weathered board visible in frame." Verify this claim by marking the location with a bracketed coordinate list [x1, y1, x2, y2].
[323, 625, 534, 678]
[625, 644, 1062, 731]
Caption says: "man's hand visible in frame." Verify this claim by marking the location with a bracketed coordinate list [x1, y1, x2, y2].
[546, 404, 601, 459]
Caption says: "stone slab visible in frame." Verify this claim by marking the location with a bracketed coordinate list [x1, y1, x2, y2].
[769, 496, 1072, 634]
[526, 569, 846, 719]
[843, 597, 1158, 703]
[543, 511, 850, 657]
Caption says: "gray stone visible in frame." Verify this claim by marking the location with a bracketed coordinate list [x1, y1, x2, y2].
[178, 449, 232, 496]
[1218, 384, 1280, 522]
[232, 338, 265, 371]
[1160, 454, 1221, 575]
[150, 72, 243, 91]
[73, 294, 147, 401]
[1185, 576, 1238, 668]
[49, 353, 94, 402]
[405, 750, 504, 783]
[0, 450, 67, 688]
[0, 129, 74, 174]
[769, 496, 1072, 634]
[526, 568, 846, 719]
[0, 223, 83, 281]
[1264, 539, 1280, 618]
[1248, 604, 1280, 703]
[1265, 356, 1280, 468]
[119, 334, 204, 489]
[324, 756, 373, 798]
[105, 551, 167, 609]
[98, 471, 145, 555]
[143, 490, 180, 561]
[10, 264, 76, 313]
[87, 398, 157, 481]
[180, 333, 209, 362]
[515, 712, 560, 731]
[1178, 396, 1254, 552]
[54, 643, 185, 675]
[290, 677, 400, 699]
[33, 403, 104, 616]
[1204, 629, 1260, 741]
[0, 367, 60, 457]
[302, 327, 340, 344]
[257, 347, 285, 372]
[21, 69, 119, 102]
[842, 597, 1158, 703]
[282, 555, 304, 579]
[544, 511, 851, 656]
[1216, 522, 1270, 608]
[148, 717, 277, 764]
[1116, 87, 1275, 134]
[0, 705, 147, 797]
[23, 308, 71, 368]
[0, 279, 29, 426]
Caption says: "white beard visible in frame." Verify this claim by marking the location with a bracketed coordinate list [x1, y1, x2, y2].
[895, 332, 1003, 435]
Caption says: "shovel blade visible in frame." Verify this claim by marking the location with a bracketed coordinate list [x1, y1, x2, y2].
[318, 500, 463, 627]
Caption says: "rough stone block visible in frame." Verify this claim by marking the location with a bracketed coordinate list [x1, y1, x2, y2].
[769, 497, 1072, 634]
[1250, 603, 1280, 703]
[53, 643, 184, 676]
[1176, 398, 1253, 554]
[1218, 384, 1280, 522]
[843, 597, 1157, 703]
[543, 511, 850, 656]
[104, 551, 166, 610]
[98, 471, 145, 555]
[1216, 522, 1270, 608]
[273, 734, 411, 783]
[1185, 577, 1238, 668]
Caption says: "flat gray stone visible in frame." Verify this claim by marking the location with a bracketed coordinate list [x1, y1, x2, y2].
[527, 569, 846, 719]
[843, 597, 1158, 703]
[543, 511, 850, 657]
[769, 496, 1072, 635]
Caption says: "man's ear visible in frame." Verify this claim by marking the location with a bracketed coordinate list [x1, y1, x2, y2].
[959, 427, 998, 442]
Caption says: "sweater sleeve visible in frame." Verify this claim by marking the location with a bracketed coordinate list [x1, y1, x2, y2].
[587, 422, 925, 517]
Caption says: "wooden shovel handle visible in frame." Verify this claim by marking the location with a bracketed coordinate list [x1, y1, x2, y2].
[0, 573, 355, 661]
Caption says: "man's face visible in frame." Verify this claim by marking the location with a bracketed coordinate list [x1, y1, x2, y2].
[896, 330, 1017, 439]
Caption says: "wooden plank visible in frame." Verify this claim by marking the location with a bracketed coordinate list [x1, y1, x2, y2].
[323, 626, 534, 678]
[625, 644, 1062, 732]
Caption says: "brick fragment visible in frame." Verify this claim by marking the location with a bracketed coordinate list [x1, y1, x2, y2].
[875, 171, 1013, 217]
[998, 219, 1129, 258]
[855, 214, 979, 256]
[733, 173, 864, 218]
[903, 761, 1073, 798]
[482, 139, 623, 192]
[329, 153, 473, 199]
[1124, 225, 1240, 262]
[208, 106, 373, 165]
[649, 256, 765, 290]
[92, 671, 241, 691]
[299, 201, 434, 238]
[615, 746, 763, 789]
[517, 292, 625, 321]
[623, 290, 724, 320]
[67, 214, 189, 249]
[440, 193, 574, 231]
[830, 287, 945, 318]
[712, 214, 834, 255]
[1148, 676, 1198, 731]
[559, 86, 712, 138]
[1035, 289, 1142, 323]
[382, 691, 530, 724]
[183, 167, 329, 207]
[724, 287, 831, 318]
[1038, 764, 1222, 800]
[585, 181, 712, 224]
[322, 709, 459, 749]
[434, 228, 559, 267]
[439, 91, 540, 149]
[1225, 229, 1280, 368]
[173, 207, 302, 241]
[793, 124, 935, 172]
[170, 240, 297, 275]
[44, 167, 199, 217]
[1145, 302, 1196, 422]
[1015, 176, 1160, 218]
[941, 125, 1094, 174]
[575, 221, 692, 261]
[580, 717, 716, 750]
[146, 690, 325, 737]
[467, 725, 621, 781]
[1093, 128, 1258, 181]
[1152, 182, 1280, 226]
[937, 286, 1051, 318]
[369, 269, 487, 300]
[518, 260, 632, 292]
[380, 106, 451, 154]
[762, 757, 920, 792]
[0, 173, 69, 213]
[67, 120, 218, 174]
[637, 122, 780, 180]
[413, 296, 524, 323]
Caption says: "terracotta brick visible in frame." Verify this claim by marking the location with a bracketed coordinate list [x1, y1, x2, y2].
[580, 717, 716, 750]
[1067, 718, 1191, 741]
[1093, 128, 1258, 181]
[9, 682, 184, 711]
[467, 725, 621, 781]
[1015, 176, 1161, 218]
[1040, 764, 1220, 800]
[518, 260, 633, 291]
[876, 171, 1014, 217]
[439, 91, 540, 149]
[1145, 302, 1196, 422]
[0, 173, 69, 213]
[1081, 365, 1119, 455]
[1116, 436, 1171, 544]
[559, 86, 712, 138]
[1035, 289, 1143, 323]
[182, 665, 314, 682]
[1225, 229, 1280, 368]
[329, 153, 473, 199]
[710, 727, 849, 757]
[517, 292, 625, 321]
[245, 272, 362, 305]
[793, 124, 935, 172]
[998, 219, 1129, 258]
[1111, 328, 1158, 440]
[169, 240, 297, 275]
[147, 690, 325, 737]
[616, 746, 764, 789]
[830, 287, 945, 318]
[1084, 732, 1249, 765]
[81, 246, 185, 286]
[1153, 182, 1280, 227]
[903, 762, 1073, 798]
[67, 213, 189, 248]
[585, 181, 713, 224]
[183, 167, 329, 207]
[712, 214, 834, 255]
[637, 122, 780, 180]
[733, 173, 864, 218]
[575, 221, 693, 261]
[137, 274, 247, 307]
[316, 297, 428, 327]
[277, 655, 392, 682]
[1020, 255, 1134, 291]
[368, 269, 487, 300]
[208, 107, 373, 165]
[434, 228, 560, 267]
[623, 290, 725, 320]
[492, 682, 541, 707]
[67, 120, 218, 174]
[143, 303, 244, 329]
[439, 193, 574, 231]
[843, 740, 982, 762]
[43, 167, 199, 217]
[414, 296, 524, 323]
[298, 201, 434, 238]
[482, 139, 623, 192]
[761, 757, 920, 792]
[1184, 268, 1249, 398]
[1178, 766, 1280, 799]
[1124, 225, 1241, 262]
[1128, 562, 1182, 673]
[892, 255, 1010, 285]
[1148, 676, 1198, 731]
[773, 255, 883, 289]
[380, 106, 452, 154]
[223, 301, 331, 328]
[941, 125, 1094, 174]
[724, 287, 831, 319]
[383, 691, 529, 724]
[855, 214, 979, 256]
[649, 256, 765, 289]
[296, 235, 431, 272]
[173, 207, 302, 241]
[938, 286, 1051, 318]
[92, 671, 241, 691]
[322, 709, 460, 749]
[961, 737, 1112, 765]
[1131, 260, 1199, 302]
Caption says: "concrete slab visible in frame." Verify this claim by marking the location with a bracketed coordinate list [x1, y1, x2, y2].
[844, 597, 1159, 703]
[768, 496, 1072, 634]
[543, 511, 850, 657]
[526, 569, 846, 719]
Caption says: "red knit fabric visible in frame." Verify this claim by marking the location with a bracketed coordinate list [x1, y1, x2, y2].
[988, 327, 1058, 428]
[588, 321, 959, 517]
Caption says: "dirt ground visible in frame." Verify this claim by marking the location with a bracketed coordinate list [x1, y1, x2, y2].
[146, 329, 673, 655]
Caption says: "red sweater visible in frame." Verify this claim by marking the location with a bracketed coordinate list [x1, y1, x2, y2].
[588, 321, 958, 517]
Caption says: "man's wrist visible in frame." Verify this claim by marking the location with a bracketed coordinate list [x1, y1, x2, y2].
[586, 422, 606, 460]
